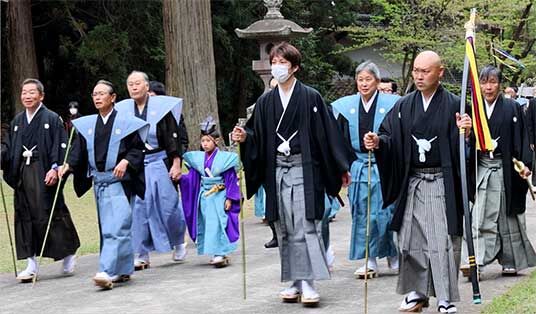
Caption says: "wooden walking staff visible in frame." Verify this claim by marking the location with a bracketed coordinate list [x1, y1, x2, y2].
[458, 8, 482, 304]
[1, 178, 18, 278]
[513, 158, 536, 201]
[363, 149, 373, 314]
[32, 126, 76, 287]
[235, 117, 248, 300]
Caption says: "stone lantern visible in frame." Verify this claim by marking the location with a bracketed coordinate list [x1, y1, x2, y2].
[235, 0, 312, 93]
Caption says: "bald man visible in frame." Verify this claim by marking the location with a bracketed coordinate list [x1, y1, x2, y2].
[364, 51, 472, 313]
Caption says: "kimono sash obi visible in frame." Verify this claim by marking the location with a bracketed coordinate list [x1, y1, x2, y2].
[201, 176, 226, 197]
[144, 150, 167, 164]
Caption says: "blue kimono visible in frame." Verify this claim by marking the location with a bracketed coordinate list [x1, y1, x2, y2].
[115, 96, 187, 256]
[332, 93, 399, 260]
[254, 186, 266, 218]
[71, 111, 148, 277]
[180, 149, 240, 256]
[321, 195, 341, 250]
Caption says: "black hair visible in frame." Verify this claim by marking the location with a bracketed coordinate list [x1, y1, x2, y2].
[149, 81, 166, 95]
[380, 77, 398, 93]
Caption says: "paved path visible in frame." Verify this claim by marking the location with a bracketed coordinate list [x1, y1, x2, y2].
[1, 197, 535, 314]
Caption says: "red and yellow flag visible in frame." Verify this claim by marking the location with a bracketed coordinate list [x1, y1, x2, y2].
[465, 36, 493, 151]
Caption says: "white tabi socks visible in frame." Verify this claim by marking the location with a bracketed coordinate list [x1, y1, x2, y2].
[62, 254, 76, 274]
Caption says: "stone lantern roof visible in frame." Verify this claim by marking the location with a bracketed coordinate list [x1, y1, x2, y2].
[235, 0, 312, 40]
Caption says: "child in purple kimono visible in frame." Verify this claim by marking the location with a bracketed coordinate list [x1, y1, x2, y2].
[180, 117, 240, 267]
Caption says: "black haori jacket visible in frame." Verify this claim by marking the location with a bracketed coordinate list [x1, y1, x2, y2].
[480, 95, 531, 215]
[375, 85, 472, 236]
[241, 80, 355, 222]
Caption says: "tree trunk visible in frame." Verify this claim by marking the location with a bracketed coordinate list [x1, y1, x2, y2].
[163, 0, 219, 149]
[7, 0, 38, 115]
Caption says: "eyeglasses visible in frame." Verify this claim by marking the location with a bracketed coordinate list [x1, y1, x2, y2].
[91, 91, 110, 97]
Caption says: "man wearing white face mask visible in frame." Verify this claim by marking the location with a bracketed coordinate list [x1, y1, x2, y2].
[232, 42, 355, 307]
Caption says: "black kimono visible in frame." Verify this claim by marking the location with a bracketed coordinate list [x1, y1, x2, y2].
[241, 80, 355, 222]
[483, 96, 531, 214]
[376, 85, 469, 236]
[1, 105, 80, 260]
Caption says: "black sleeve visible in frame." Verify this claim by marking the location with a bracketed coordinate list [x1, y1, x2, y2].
[119, 131, 146, 173]
[119, 131, 146, 199]
[51, 114, 68, 168]
[67, 130, 88, 169]
[156, 112, 182, 159]
[1, 123, 10, 170]
[375, 101, 404, 207]
[312, 93, 355, 197]
[515, 102, 532, 168]
[67, 131, 92, 197]
[528, 99, 536, 146]
[241, 96, 265, 199]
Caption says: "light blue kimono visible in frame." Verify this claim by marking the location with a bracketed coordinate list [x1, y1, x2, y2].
[254, 186, 266, 218]
[332, 93, 399, 260]
[115, 96, 187, 255]
[321, 195, 341, 250]
[182, 150, 240, 256]
[72, 114, 149, 277]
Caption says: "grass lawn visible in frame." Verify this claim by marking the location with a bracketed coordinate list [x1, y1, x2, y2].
[0, 169, 255, 274]
[482, 270, 536, 314]
[0, 179, 99, 273]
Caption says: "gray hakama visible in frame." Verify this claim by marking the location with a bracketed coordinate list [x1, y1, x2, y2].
[398, 168, 461, 302]
[467, 156, 536, 269]
[274, 154, 330, 282]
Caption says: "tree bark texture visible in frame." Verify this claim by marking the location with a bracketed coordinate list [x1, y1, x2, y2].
[7, 0, 38, 115]
[163, 0, 220, 149]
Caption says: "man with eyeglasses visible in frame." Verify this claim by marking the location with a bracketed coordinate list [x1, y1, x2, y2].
[364, 51, 472, 313]
[378, 78, 398, 95]
[60, 80, 148, 289]
[115, 71, 187, 271]
[1, 78, 80, 283]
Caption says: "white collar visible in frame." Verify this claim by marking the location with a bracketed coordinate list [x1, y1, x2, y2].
[485, 97, 499, 119]
[25, 103, 43, 124]
[361, 91, 378, 113]
[421, 89, 437, 112]
[278, 78, 297, 111]
[100, 109, 114, 125]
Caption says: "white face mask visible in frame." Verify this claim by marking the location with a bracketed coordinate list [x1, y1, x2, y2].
[504, 94, 512, 99]
[271, 64, 293, 84]
[69, 108, 78, 116]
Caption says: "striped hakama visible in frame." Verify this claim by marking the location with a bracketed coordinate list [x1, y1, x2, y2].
[465, 156, 536, 269]
[274, 154, 330, 281]
[398, 168, 461, 302]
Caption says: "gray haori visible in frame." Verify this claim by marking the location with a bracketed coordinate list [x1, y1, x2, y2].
[274, 154, 330, 282]
[398, 168, 461, 302]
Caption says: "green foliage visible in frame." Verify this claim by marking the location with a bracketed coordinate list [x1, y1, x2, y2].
[76, 24, 130, 87]
[211, 0, 265, 138]
[482, 270, 536, 314]
[5, 0, 533, 128]
[341, 0, 536, 93]
[21, 0, 165, 118]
